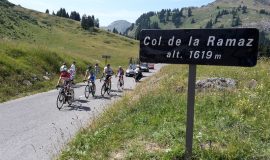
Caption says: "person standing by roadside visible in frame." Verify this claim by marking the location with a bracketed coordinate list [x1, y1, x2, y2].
[94, 63, 100, 78]
[69, 61, 76, 84]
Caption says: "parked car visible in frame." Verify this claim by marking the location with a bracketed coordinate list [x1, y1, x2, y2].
[140, 63, 149, 72]
[148, 63, 155, 69]
[126, 64, 136, 77]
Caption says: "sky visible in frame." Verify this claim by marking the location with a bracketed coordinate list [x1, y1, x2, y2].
[8, 0, 215, 26]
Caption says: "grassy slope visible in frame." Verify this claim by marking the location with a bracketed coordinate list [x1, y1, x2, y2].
[60, 60, 270, 159]
[0, 1, 138, 102]
[128, 0, 270, 36]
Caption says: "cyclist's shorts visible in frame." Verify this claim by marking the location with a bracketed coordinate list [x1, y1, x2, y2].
[105, 75, 112, 81]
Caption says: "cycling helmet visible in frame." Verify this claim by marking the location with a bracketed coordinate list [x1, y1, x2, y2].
[60, 65, 68, 72]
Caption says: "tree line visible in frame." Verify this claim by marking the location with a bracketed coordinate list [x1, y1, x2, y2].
[205, 5, 248, 29]
[132, 8, 194, 39]
[45, 8, 99, 30]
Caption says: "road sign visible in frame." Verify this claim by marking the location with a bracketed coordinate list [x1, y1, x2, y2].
[102, 55, 111, 59]
[140, 28, 259, 67]
[140, 28, 259, 159]
[102, 55, 111, 65]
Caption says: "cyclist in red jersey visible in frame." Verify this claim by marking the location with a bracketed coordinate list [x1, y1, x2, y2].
[56, 62, 71, 87]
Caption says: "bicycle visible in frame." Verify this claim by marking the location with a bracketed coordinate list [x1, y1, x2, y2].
[101, 76, 112, 96]
[84, 79, 96, 98]
[56, 80, 74, 110]
[117, 75, 124, 91]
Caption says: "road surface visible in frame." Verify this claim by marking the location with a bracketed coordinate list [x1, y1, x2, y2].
[0, 64, 163, 160]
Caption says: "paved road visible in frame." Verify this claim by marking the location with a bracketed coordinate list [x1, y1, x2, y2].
[0, 64, 163, 160]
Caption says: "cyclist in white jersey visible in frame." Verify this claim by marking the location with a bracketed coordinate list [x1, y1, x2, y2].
[103, 64, 113, 81]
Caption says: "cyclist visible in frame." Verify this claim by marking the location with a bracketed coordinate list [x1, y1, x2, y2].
[56, 62, 71, 87]
[94, 63, 100, 78]
[84, 65, 96, 91]
[102, 64, 114, 84]
[116, 66, 124, 79]
[134, 64, 142, 82]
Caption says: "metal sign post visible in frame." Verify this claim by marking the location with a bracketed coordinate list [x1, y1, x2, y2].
[185, 64, 196, 159]
[102, 55, 111, 65]
[139, 28, 259, 159]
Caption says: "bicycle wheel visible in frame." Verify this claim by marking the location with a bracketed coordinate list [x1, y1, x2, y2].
[119, 79, 124, 90]
[117, 80, 123, 91]
[56, 93, 65, 110]
[91, 84, 96, 97]
[67, 89, 74, 106]
[101, 83, 106, 97]
[85, 85, 90, 99]
[107, 82, 111, 95]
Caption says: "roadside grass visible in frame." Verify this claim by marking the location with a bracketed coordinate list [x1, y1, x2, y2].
[60, 59, 270, 159]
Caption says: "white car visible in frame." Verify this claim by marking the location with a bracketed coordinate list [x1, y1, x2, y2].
[125, 64, 136, 77]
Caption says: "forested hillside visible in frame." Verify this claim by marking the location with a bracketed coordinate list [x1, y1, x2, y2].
[125, 0, 270, 56]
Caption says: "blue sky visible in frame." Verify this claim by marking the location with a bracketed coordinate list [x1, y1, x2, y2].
[9, 0, 215, 26]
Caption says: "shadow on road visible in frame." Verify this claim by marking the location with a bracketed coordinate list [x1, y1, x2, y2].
[73, 84, 85, 88]
[59, 99, 91, 111]
[94, 96, 111, 100]
[76, 99, 89, 103]
[68, 104, 91, 111]
[111, 89, 123, 93]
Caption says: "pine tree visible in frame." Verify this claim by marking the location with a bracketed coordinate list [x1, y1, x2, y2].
[214, 16, 218, 24]
[87, 16, 94, 28]
[188, 8, 192, 17]
[231, 9, 237, 18]
[70, 11, 75, 20]
[70, 11, 80, 21]
[52, 11, 55, 16]
[180, 8, 184, 17]
[205, 19, 213, 28]
[135, 24, 142, 40]
[94, 18, 99, 28]
[45, 9, 49, 14]
[159, 9, 166, 23]
[166, 10, 170, 22]
[150, 21, 159, 29]
[172, 9, 181, 27]
[76, 13, 81, 21]
[113, 28, 118, 34]
[81, 15, 89, 30]
[231, 15, 241, 27]
[217, 11, 221, 18]
[242, 6, 247, 14]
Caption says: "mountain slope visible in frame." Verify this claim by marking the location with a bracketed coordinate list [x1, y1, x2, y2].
[127, 0, 270, 45]
[106, 20, 132, 33]
[0, 0, 138, 102]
